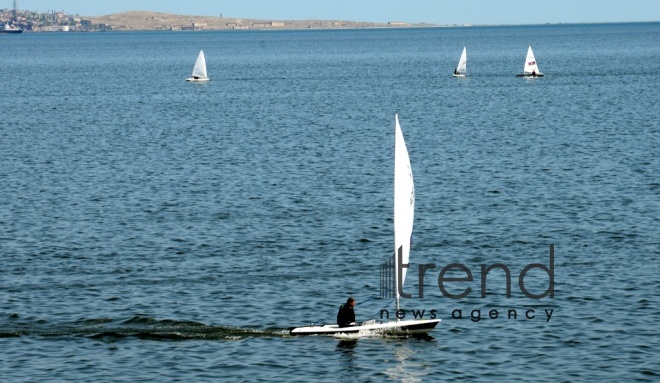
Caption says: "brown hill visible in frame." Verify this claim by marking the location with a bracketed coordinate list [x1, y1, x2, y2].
[85, 11, 434, 31]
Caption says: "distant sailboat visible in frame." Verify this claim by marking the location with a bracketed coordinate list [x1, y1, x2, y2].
[453, 47, 467, 78]
[517, 46, 544, 77]
[186, 50, 210, 82]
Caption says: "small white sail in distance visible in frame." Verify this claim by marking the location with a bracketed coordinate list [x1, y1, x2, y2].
[523, 46, 542, 75]
[454, 47, 467, 77]
[187, 50, 210, 82]
[393, 113, 414, 310]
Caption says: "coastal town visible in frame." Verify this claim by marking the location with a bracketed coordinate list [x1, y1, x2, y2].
[0, 5, 100, 31]
[0, 5, 438, 32]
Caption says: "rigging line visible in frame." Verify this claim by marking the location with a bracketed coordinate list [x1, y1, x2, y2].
[355, 295, 380, 306]
[367, 298, 395, 321]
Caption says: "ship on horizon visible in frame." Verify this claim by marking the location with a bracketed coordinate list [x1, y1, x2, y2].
[0, 22, 23, 33]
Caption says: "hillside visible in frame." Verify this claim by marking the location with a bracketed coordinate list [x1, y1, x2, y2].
[85, 11, 435, 31]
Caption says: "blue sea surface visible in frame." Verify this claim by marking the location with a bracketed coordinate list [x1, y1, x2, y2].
[0, 23, 659, 382]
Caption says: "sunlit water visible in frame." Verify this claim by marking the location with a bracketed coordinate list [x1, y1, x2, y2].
[1, 23, 658, 382]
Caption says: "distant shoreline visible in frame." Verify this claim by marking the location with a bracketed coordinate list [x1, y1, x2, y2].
[77, 11, 439, 32]
[7, 9, 657, 33]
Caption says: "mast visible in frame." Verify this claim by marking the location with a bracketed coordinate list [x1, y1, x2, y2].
[395, 250, 400, 315]
[394, 114, 400, 316]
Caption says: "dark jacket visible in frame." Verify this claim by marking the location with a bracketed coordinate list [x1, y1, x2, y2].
[336, 304, 355, 327]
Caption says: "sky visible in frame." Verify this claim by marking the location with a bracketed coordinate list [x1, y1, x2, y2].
[10, 0, 660, 25]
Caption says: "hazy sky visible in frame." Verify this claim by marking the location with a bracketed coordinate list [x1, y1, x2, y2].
[12, 0, 660, 25]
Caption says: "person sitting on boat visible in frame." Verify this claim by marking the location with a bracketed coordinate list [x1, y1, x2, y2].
[531, 70, 536, 76]
[454, 69, 458, 75]
[336, 297, 356, 327]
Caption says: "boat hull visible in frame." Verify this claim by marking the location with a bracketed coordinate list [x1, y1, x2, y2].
[289, 319, 440, 336]
[516, 73, 544, 77]
[186, 77, 210, 82]
[453, 74, 466, 78]
[0, 29, 22, 34]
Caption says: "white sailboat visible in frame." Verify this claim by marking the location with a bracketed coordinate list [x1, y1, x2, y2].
[453, 47, 467, 77]
[517, 46, 544, 77]
[289, 114, 441, 336]
[186, 50, 210, 82]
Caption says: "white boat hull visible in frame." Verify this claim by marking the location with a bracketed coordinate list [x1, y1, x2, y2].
[289, 319, 440, 336]
[0, 23, 22, 33]
[186, 77, 210, 82]
[453, 73, 466, 78]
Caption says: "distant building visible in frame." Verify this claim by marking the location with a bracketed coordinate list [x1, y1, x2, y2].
[252, 21, 284, 27]
[53, 11, 67, 23]
[227, 22, 248, 29]
[388, 21, 407, 25]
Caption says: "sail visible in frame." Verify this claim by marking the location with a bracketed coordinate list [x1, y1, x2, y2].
[393, 114, 414, 302]
[456, 47, 467, 75]
[523, 46, 540, 74]
[192, 50, 208, 79]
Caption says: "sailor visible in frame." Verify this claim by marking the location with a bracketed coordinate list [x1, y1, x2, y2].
[336, 297, 356, 327]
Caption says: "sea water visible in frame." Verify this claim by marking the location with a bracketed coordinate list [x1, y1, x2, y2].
[0, 22, 658, 382]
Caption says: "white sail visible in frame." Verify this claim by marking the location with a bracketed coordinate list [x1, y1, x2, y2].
[191, 50, 208, 79]
[394, 114, 414, 309]
[523, 46, 541, 75]
[455, 47, 467, 75]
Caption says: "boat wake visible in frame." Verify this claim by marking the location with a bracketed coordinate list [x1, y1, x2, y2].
[1, 314, 438, 341]
[0, 315, 288, 340]
[330, 330, 435, 341]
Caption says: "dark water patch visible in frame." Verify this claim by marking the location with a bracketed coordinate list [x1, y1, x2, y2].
[74, 317, 114, 325]
[0, 332, 21, 338]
